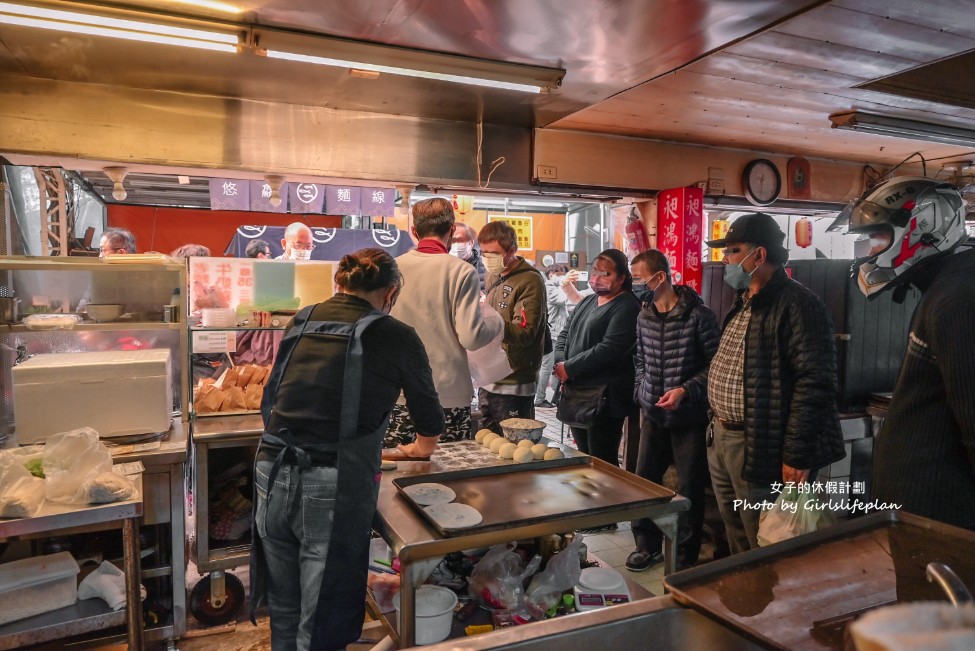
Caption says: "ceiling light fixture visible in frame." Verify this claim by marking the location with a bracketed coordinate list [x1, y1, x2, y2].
[167, 0, 242, 14]
[829, 111, 975, 148]
[103, 166, 128, 201]
[262, 33, 564, 94]
[0, 2, 239, 52]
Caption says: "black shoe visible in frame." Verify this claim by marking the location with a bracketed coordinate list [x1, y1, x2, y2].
[577, 523, 618, 534]
[534, 400, 556, 409]
[625, 549, 664, 572]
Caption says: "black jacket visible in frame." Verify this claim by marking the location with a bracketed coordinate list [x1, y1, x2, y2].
[727, 267, 845, 484]
[634, 286, 720, 428]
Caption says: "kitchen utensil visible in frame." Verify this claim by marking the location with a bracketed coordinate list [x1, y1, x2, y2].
[0, 296, 19, 323]
[85, 303, 125, 322]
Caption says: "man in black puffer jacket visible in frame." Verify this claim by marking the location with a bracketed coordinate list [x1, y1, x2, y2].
[705, 213, 845, 554]
[626, 250, 720, 572]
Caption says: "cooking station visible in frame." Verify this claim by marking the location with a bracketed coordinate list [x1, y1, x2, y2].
[373, 439, 688, 647]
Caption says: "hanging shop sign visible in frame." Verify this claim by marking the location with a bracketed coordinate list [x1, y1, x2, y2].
[360, 187, 395, 217]
[326, 185, 361, 216]
[209, 178, 250, 211]
[289, 183, 327, 214]
[657, 186, 705, 292]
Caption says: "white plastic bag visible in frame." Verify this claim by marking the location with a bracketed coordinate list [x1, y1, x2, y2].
[0, 452, 45, 518]
[525, 536, 584, 619]
[42, 428, 136, 504]
[467, 308, 512, 386]
[757, 485, 836, 547]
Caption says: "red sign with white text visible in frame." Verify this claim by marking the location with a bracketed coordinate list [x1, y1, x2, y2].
[656, 187, 704, 293]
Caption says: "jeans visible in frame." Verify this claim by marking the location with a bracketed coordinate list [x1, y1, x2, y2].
[535, 352, 555, 402]
[631, 417, 709, 564]
[255, 459, 339, 651]
[570, 412, 625, 466]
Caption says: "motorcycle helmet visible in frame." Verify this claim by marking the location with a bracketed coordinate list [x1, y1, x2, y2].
[848, 176, 966, 297]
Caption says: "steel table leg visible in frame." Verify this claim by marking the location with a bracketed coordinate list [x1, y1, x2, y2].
[122, 517, 145, 651]
[650, 512, 680, 577]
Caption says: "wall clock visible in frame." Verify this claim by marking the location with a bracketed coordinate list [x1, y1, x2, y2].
[742, 159, 782, 206]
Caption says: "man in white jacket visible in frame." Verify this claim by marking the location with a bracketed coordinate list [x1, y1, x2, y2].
[386, 198, 503, 448]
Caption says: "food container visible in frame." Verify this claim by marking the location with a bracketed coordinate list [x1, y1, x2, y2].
[500, 417, 546, 443]
[22, 313, 82, 330]
[84, 303, 125, 322]
[0, 552, 80, 625]
[393, 585, 458, 645]
[0, 296, 19, 323]
[13, 348, 173, 443]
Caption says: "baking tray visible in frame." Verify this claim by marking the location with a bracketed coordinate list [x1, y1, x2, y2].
[392, 449, 675, 537]
[664, 510, 975, 651]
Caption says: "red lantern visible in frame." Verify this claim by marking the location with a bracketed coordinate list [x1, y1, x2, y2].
[795, 217, 813, 249]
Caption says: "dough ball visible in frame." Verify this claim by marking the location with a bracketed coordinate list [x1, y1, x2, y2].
[499, 442, 517, 459]
[531, 443, 549, 460]
[489, 437, 507, 453]
[517, 439, 534, 448]
[482, 432, 500, 447]
[513, 448, 535, 463]
[475, 429, 494, 444]
[543, 448, 565, 461]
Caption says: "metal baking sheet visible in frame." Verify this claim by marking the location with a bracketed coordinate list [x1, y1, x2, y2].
[664, 511, 975, 651]
[422, 438, 587, 473]
[393, 449, 675, 537]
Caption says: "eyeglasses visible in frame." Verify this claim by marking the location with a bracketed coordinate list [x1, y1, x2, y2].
[291, 242, 316, 251]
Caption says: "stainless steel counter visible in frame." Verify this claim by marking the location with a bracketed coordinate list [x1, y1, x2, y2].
[375, 453, 689, 647]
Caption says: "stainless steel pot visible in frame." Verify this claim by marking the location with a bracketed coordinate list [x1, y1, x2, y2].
[0, 297, 20, 323]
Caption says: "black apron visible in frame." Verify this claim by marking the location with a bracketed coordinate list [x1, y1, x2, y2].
[250, 305, 388, 650]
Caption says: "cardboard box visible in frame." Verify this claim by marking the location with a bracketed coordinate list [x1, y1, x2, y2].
[13, 349, 173, 443]
[0, 552, 80, 625]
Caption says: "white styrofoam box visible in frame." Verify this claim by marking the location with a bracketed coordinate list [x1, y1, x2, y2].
[0, 552, 80, 625]
[12, 349, 173, 443]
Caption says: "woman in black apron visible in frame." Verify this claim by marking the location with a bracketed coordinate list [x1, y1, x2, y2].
[250, 248, 445, 651]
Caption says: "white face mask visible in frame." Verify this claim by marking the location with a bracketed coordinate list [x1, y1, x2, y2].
[483, 252, 506, 275]
[450, 242, 472, 259]
[290, 248, 312, 261]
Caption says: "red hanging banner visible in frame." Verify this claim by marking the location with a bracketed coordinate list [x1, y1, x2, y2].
[656, 186, 705, 292]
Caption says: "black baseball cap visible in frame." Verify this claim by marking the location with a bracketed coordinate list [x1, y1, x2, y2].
[706, 212, 786, 250]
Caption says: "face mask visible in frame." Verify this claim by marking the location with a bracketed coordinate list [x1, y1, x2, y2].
[290, 248, 312, 261]
[723, 248, 757, 290]
[483, 252, 506, 275]
[450, 242, 472, 259]
[632, 275, 661, 303]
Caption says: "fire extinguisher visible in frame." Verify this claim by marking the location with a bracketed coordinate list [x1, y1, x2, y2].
[795, 217, 813, 249]
[625, 205, 650, 254]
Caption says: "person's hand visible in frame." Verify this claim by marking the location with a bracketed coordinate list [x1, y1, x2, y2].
[382, 442, 433, 461]
[781, 464, 809, 485]
[655, 387, 686, 410]
[553, 362, 569, 382]
[563, 270, 580, 286]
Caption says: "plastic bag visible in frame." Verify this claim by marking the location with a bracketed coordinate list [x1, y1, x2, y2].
[467, 308, 512, 386]
[524, 536, 584, 619]
[43, 428, 136, 504]
[0, 452, 45, 518]
[468, 544, 542, 610]
[757, 485, 837, 547]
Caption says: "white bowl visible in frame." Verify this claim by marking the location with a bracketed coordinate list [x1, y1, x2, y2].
[392, 585, 458, 645]
[84, 304, 125, 322]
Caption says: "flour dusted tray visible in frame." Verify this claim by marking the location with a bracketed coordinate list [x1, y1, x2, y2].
[392, 441, 675, 537]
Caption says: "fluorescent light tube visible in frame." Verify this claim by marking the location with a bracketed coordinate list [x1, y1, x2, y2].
[266, 49, 547, 93]
[0, 2, 239, 52]
[829, 111, 975, 148]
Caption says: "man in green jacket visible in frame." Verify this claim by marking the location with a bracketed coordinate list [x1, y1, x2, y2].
[477, 221, 548, 433]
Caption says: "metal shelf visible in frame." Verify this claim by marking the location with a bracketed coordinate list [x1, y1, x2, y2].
[0, 598, 126, 650]
[3, 321, 182, 333]
[0, 257, 184, 273]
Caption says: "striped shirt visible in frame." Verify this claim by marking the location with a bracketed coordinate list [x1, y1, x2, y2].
[707, 298, 751, 422]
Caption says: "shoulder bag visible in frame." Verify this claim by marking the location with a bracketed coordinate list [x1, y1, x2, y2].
[556, 383, 609, 428]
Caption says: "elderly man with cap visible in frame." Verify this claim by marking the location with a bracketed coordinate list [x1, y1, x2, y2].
[705, 213, 845, 554]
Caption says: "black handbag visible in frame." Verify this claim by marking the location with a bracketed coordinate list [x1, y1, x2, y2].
[556, 383, 608, 428]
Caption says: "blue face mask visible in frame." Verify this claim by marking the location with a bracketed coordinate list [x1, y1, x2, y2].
[632, 274, 661, 304]
[723, 248, 757, 291]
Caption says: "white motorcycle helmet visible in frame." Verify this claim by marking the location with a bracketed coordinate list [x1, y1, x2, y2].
[848, 177, 967, 297]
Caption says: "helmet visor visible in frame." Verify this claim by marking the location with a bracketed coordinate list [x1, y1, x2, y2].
[853, 228, 894, 260]
[846, 198, 906, 231]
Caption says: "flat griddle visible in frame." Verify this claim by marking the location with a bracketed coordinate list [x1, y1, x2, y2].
[664, 511, 975, 651]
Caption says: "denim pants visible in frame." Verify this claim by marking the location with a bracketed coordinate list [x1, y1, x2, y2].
[255, 459, 339, 651]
